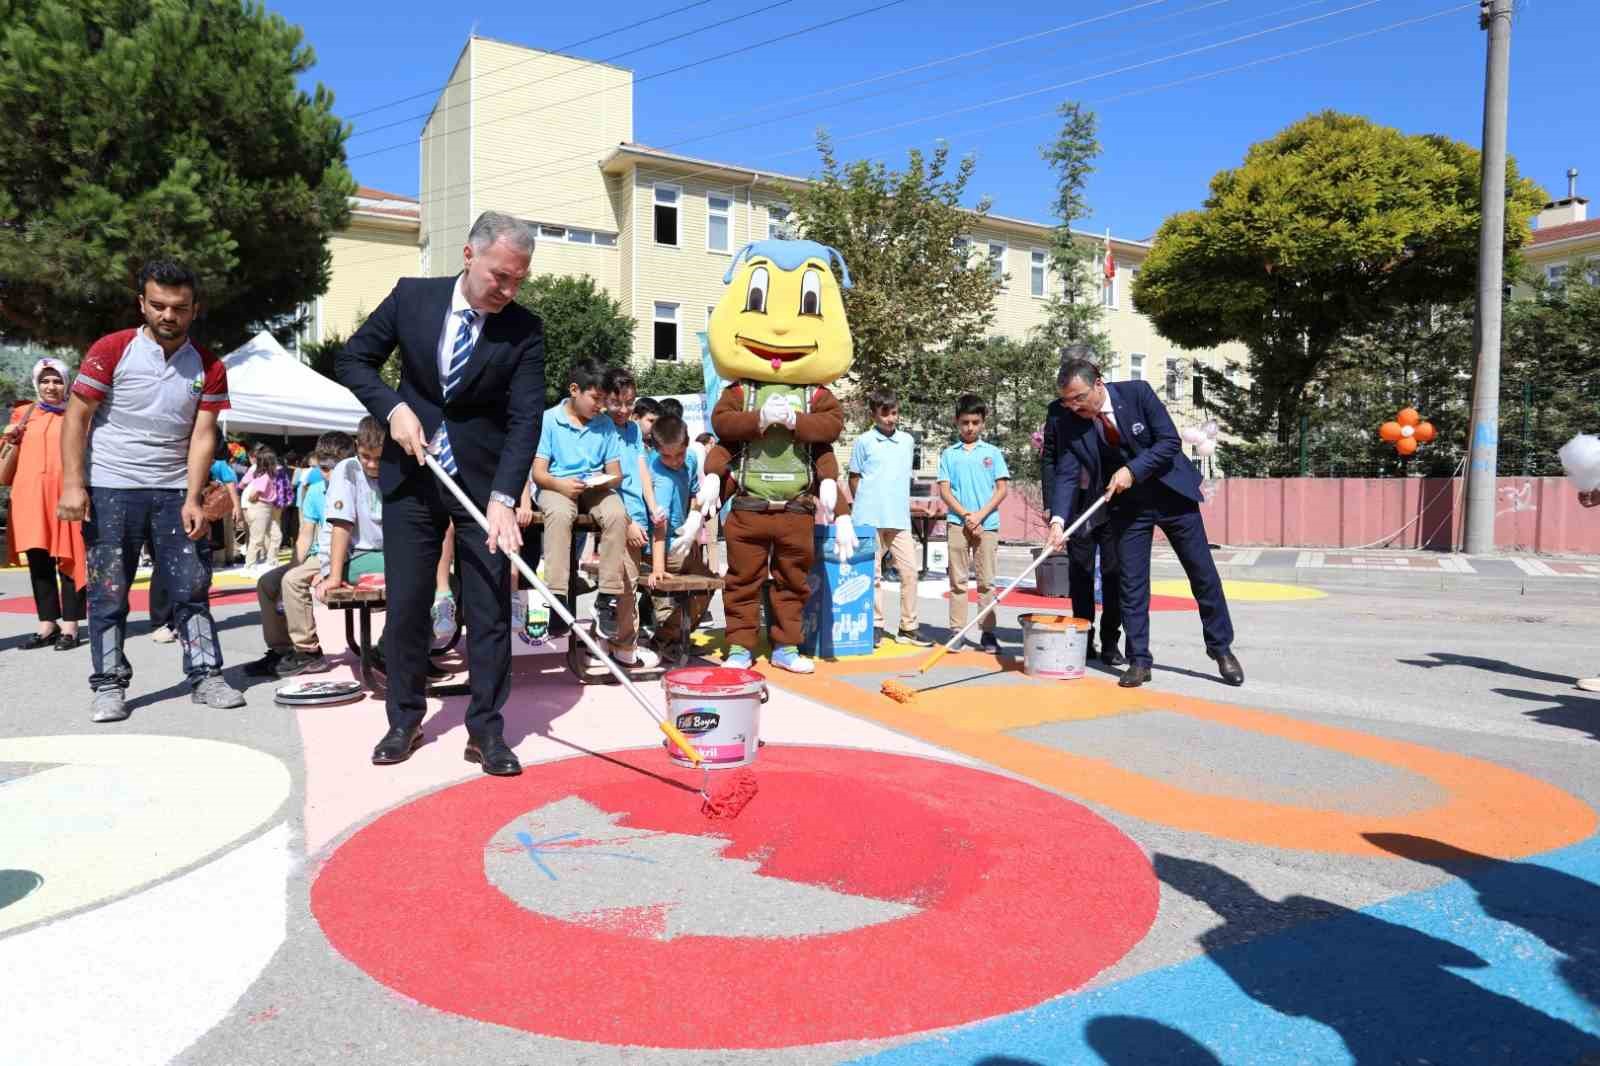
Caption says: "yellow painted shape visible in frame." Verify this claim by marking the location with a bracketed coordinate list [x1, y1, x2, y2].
[1151, 579, 1326, 602]
[690, 628, 921, 661]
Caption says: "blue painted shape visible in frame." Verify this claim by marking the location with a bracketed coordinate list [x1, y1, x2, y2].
[851, 834, 1600, 1065]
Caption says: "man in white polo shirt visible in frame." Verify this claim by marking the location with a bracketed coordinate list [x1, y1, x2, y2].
[57, 259, 246, 722]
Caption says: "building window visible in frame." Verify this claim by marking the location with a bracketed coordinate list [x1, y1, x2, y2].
[567, 228, 594, 244]
[653, 302, 679, 361]
[1128, 353, 1145, 381]
[1193, 372, 1205, 408]
[767, 201, 794, 240]
[1166, 358, 1181, 401]
[707, 192, 732, 253]
[953, 237, 971, 263]
[1101, 262, 1117, 309]
[595, 232, 618, 247]
[654, 184, 680, 246]
[1030, 249, 1047, 297]
[540, 224, 567, 239]
[988, 242, 1007, 285]
[1547, 263, 1568, 284]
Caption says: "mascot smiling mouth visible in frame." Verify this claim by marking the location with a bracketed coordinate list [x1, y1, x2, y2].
[737, 336, 815, 369]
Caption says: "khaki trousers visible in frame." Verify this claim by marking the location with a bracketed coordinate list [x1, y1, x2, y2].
[650, 547, 713, 647]
[258, 554, 321, 653]
[875, 527, 919, 634]
[947, 525, 998, 633]
[244, 502, 283, 565]
[541, 487, 636, 645]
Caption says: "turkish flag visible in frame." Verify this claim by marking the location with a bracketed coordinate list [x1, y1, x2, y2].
[1104, 242, 1116, 279]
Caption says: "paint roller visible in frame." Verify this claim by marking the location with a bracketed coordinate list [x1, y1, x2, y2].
[424, 455, 756, 818]
[882, 494, 1109, 704]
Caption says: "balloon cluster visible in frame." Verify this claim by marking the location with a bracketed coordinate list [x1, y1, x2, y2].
[1378, 408, 1435, 456]
[1181, 419, 1220, 458]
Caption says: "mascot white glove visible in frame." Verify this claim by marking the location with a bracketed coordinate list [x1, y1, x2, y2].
[696, 473, 721, 515]
[669, 510, 704, 564]
[758, 393, 796, 432]
[833, 514, 857, 563]
[816, 478, 838, 524]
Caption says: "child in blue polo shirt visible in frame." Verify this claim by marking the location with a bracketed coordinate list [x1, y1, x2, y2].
[848, 388, 930, 647]
[531, 358, 655, 668]
[640, 414, 712, 653]
[937, 394, 1010, 653]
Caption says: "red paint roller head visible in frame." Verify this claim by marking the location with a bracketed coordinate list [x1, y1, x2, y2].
[701, 769, 759, 819]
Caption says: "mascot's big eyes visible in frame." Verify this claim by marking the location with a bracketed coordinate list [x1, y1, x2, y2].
[800, 268, 823, 316]
[745, 266, 769, 313]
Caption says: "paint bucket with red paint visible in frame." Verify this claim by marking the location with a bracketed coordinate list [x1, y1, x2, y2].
[1018, 614, 1091, 679]
[661, 666, 768, 768]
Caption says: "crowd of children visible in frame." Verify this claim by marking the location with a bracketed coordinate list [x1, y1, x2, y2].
[235, 369, 1031, 681]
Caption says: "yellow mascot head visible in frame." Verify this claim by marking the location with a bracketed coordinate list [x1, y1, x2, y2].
[708, 239, 853, 386]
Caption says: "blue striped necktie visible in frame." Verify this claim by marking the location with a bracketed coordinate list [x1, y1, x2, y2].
[434, 308, 479, 476]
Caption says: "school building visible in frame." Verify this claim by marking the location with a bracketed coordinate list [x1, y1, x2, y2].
[308, 35, 1255, 441]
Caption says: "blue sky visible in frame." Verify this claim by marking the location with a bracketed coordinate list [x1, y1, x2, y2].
[272, 0, 1596, 240]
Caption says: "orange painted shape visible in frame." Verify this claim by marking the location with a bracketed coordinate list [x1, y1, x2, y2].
[771, 652, 1596, 859]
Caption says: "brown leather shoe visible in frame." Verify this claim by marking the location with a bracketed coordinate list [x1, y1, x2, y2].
[1118, 664, 1152, 688]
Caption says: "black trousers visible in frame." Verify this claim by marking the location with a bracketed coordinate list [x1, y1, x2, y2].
[1112, 484, 1234, 669]
[1067, 520, 1121, 651]
[382, 475, 512, 740]
[27, 548, 84, 623]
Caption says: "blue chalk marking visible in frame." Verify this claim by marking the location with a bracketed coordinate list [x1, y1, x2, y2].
[515, 830, 660, 882]
[515, 832, 560, 881]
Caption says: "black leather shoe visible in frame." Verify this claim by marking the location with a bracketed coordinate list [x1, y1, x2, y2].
[465, 735, 522, 776]
[1119, 664, 1152, 688]
[1211, 650, 1245, 686]
[371, 726, 423, 765]
[22, 626, 61, 650]
[1100, 646, 1128, 668]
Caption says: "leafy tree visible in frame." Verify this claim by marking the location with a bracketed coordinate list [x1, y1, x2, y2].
[635, 361, 705, 397]
[1036, 102, 1109, 356]
[791, 133, 1001, 428]
[0, 0, 354, 351]
[1133, 111, 1546, 443]
[0, 339, 77, 408]
[939, 335, 1062, 487]
[302, 329, 398, 391]
[514, 273, 633, 405]
[1499, 262, 1600, 477]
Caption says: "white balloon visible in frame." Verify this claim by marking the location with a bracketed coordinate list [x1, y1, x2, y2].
[1181, 426, 1203, 444]
[1197, 439, 1217, 457]
[1401, 424, 1415, 438]
[1202, 420, 1220, 439]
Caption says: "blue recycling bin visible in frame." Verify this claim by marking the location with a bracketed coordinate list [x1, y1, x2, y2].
[801, 522, 877, 659]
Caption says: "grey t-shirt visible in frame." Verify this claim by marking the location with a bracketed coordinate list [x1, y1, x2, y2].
[316, 457, 383, 575]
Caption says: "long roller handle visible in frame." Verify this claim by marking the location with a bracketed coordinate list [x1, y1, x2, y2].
[915, 493, 1110, 676]
[423, 455, 703, 765]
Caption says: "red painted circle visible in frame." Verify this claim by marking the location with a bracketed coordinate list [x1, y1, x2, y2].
[0, 587, 256, 615]
[312, 745, 1157, 1048]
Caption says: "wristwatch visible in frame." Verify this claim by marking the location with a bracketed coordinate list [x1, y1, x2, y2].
[489, 490, 517, 509]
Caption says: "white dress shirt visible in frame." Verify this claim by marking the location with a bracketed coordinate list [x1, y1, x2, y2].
[1099, 387, 1118, 431]
[436, 275, 485, 386]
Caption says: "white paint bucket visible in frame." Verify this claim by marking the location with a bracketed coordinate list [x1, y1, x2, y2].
[1018, 614, 1091, 680]
[661, 666, 768, 768]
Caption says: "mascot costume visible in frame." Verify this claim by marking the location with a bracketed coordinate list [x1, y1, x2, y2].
[695, 239, 858, 673]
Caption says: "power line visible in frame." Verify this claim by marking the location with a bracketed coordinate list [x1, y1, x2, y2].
[349, 0, 799, 139]
[392, 0, 1390, 228]
[343, 0, 718, 120]
[349, 0, 913, 161]
[332, 1, 1459, 276]
[390, 0, 1205, 218]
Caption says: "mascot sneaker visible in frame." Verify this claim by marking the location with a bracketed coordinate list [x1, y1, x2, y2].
[724, 646, 755, 669]
[770, 644, 814, 674]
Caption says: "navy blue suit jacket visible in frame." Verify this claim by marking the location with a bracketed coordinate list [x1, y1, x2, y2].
[335, 275, 545, 503]
[1047, 379, 1204, 528]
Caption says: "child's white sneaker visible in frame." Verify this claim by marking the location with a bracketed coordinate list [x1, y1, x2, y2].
[610, 642, 660, 670]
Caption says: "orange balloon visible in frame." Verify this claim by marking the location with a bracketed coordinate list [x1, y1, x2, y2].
[1397, 408, 1420, 427]
[1379, 421, 1403, 442]
[1396, 436, 1419, 456]
[1413, 421, 1436, 443]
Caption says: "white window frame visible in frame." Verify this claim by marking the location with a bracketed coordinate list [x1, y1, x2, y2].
[567, 228, 594, 245]
[767, 201, 794, 240]
[953, 236, 971, 264]
[653, 183, 681, 248]
[1030, 248, 1047, 298]
[987, 241, 1007, 287]
[653, 301, 680, 362]
[706, 189, 734, 254]
[1101, 259, 1117, 309]
[1165, 357, 1181, 402]
[595, 232, 618, 247]
[1128, 352, 1146, 381]
[1546, 263, 1569, 284]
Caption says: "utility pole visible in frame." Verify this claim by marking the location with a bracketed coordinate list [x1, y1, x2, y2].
[1463, 0, 1513, 554]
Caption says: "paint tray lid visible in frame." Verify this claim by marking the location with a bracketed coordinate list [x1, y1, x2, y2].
[663, 666, 766, 696]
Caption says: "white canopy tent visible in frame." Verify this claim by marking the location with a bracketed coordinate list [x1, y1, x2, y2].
[218, 331, 368, 436]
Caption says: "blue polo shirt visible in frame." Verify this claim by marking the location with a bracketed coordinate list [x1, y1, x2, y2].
[848, 427, 914, 531]
[637, 449, 702, 553]
[536, 401, 621, 478]
[938, 440, 1010, 532]
[614, 419, 648, 527]
[300, 481, 328, 557]
[209, 460, 237, 484]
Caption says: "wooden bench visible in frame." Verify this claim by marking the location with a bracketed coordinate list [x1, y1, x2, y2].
[323, 584, 468, 697]
[569, 559, 725, 681]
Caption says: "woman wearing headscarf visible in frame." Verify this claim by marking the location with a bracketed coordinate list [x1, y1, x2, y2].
[4, 358, 87, 649]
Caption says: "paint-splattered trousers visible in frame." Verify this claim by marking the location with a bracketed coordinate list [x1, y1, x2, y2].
[83, 487, 223, 692]
[722, 506, 814, 651]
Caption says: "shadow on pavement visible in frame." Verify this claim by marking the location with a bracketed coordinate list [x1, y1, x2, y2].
[1153, 853, 1600, 1063]
[1084, 1015, 1222, 1066]
[1366, 833, 1600, 1010]
[1397, 651, 1575, 686]
[1492, 686, 1600, 742]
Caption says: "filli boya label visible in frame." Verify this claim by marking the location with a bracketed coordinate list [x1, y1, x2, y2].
[675, 708, 721, 735]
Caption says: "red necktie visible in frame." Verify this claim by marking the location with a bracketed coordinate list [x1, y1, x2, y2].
[1100, 413, 1122, 447]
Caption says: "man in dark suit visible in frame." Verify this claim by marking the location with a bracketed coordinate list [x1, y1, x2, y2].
[1041, 392, 1124, 667]
[337, 211, 544, 773]
[1046, 356, 1241, 688]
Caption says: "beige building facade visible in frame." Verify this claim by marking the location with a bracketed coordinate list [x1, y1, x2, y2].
[1520, 170, 1600, 289]
[302, 186, 420, 346]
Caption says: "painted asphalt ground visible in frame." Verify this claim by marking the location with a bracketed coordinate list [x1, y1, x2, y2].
[3, 555, 1600, 1064]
